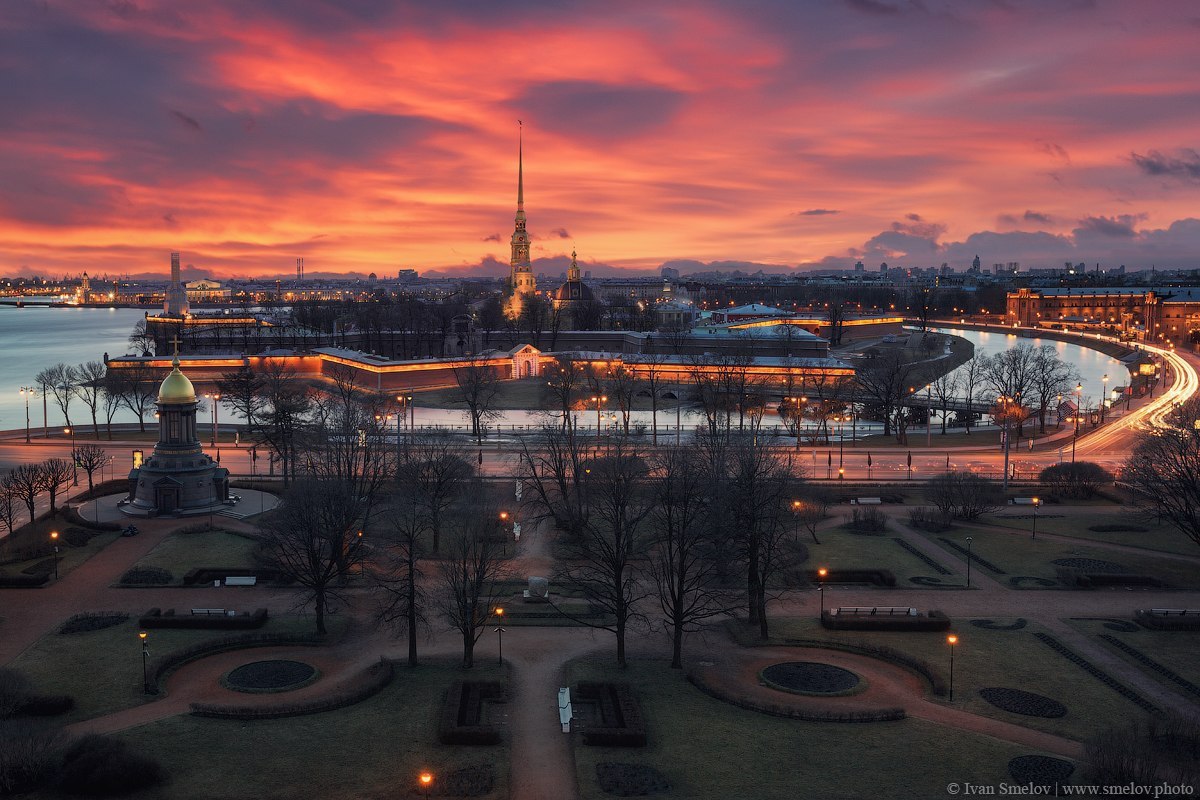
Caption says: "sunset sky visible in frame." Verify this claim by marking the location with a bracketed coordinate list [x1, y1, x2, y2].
[2, 0, 1199, 279]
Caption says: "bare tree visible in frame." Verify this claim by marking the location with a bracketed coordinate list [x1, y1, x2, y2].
[0, 483, 17, 535]
[929, 369, 961, 435]
[1124, 400, 1200, 549]
[260, 478, 367, 634]
[72, 361, 107, 439]
[854, 348, 916, 440]
[101, 376, 123, 440]
[556, 440, 652, 667]
[1030, 344, 1079, 434]
[74, 444, 107, 494]
[255, 362, 313, 485]
[453, 355, 503, 445]
[792, 487, 834, 544]
[38, 458, 74, 516]
[925, 472, 1002, 521]
[541, 355, 584, 431]
[824, 292, 849, 345]
[435, 495, 508, 668]
[981, 345, 1039, 435]
[638, 351, 669, 445]
[607, 363, 637, 436]
[375, 484, 431, 666]
[958, 355, 986, 434]
[35, 364, 75, 429]
[517, 423, 591, 540]
[4, 465, 42, 524]
[127, 318, 155, 355]
[398, 432, 473, 553]
[647, 446, 733, 668]
[108, 363, 159, 432]
[215, 364, 264, 427]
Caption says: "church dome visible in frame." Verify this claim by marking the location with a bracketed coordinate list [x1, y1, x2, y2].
[158, 356, 196, 404]
[553, 279, 594, 303]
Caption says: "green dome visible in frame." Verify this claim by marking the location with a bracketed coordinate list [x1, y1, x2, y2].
[158, 356, 196, 404]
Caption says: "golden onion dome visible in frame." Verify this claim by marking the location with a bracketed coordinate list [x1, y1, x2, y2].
[157, 355, 196, 404]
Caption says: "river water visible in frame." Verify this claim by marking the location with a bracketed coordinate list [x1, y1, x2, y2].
[0, 308, 1130, 435]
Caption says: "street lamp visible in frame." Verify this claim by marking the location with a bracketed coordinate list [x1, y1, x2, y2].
[947, 634, 958, 701]
[591, 395, 607, 446]
[494, 607, 505, 664]
[204, 393, 221, 445]
[64, 427, 78, 485]
[965, 537, 973, 588]
[817, 567, 828, 618]
[139, 631, 150, 694]
[1100, 374, 1109, 423]
[19, 386, 33, 443]
[50, 531, 59, 580]
[419, 772, 434, 799]
[1031, 497, 1041, 539]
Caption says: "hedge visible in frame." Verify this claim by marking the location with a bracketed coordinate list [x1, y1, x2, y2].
[138, 608, 269, 630]
[182, 567, 291, 586]
[810, 568, 896, 587]
[575, 683, 647, 747]
[687, 671, 905, 723]
[145, 632, 325, 694]
[1133, 610, 1200, 631]
[438, 681, 505, 745]
[0, 573, 50, 589]
[190, 661, 393, 720]
[821, 609, 952, 632]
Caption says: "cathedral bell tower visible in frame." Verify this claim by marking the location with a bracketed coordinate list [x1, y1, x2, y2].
[509, 123, 537, 303]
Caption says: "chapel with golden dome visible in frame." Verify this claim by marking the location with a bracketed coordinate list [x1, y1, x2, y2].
[124, 350, 229, 516]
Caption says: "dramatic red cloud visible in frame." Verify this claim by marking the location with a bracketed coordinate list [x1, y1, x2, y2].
[0, 0, 1198, 278]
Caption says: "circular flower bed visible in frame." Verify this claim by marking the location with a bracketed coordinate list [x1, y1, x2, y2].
[760, 662, 861, 696]
[979, 687, 1067, 718]
[223, 660, 318, 693]
[1008, 755, 1074, 788]
[1052, 557, 1128, 574]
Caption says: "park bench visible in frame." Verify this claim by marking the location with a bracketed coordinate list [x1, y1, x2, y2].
[1148, 608, 1196, 616]
[224, 576, 257, 586]
[190, 608, 226, 616]
[831, 607, 917, 616]
[852, 497, 882, 505]
[558, 687, 573, 733]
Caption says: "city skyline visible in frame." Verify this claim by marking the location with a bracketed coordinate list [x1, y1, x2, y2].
[3, 1, 1200, 278]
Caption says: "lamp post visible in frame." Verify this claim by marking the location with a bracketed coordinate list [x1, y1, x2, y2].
[837, 416, 846, 478]
[965, 536, 973, 588]
[817, 567, 828, 618]
[1072, 383, 1082, 462]
[64, 427, 78, 485]
[591, 395, 607, 448]
[1100, 374, 1109, 423]
[203, 393, 221, 445]
[419, 772, 434, 799]
[50, 531, 59, 580]
[947, 634, 958, 701]
[139, 631, 150, 694]
[494, 607, 505, 664]
[1031, 497, 1040, 539]
[926, 384, 933, 448]
[19, 386, 33, 443]
[357, 530, 365, 575]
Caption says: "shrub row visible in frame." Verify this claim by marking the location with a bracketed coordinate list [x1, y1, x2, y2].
[182, 567, 289, 586]
[810, 568, 896, 587]
[139, 607, 269, 630]
[190, 660, 393, 720]
[906, 506, 954, 533]
[58, 612, 130, 635]
[891, 538, 953, 575]
[575, 683, 647, 747]
[821, 609, 952, 632]
[437, 681, 505, 745]
[846, 507, 888, 533]
[687, 671, 905, 722]
[1099, 634, 1200, 700]
[0, 573, 49, 589]
[118, 566, 173, 586]
[759, 637, 948, 696]
[145, 632, 324, 694]
[1033, 632, 1159, 714]
[1055, 569, 1164, 589]
[938, 538, 1007, 574]
[1133, 610, 1200, 631]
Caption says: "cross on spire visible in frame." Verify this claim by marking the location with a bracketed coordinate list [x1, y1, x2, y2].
[170, 336, 182, 356]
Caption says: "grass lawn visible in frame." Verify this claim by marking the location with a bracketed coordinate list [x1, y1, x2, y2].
[984, 509, 1199, 557]
[8, 615, 348, 725]
[115, 660, 508, 800]
[568, 657, 1036, 800]
[734, 616, 1149, 741]
[128, 528, 261, 584]
[806, 521, 962, 588]
[914, 522, 1200, 589]
[1068, 618, 1200, 700]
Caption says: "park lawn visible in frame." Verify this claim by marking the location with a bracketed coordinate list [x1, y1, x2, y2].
[733, 616, 1148, 742]
[115, 660, 509, 800]
[919, 523, 1200, 589]
[0, 515, 122, 584]
[984, 510, 1199, 557]
[1068, 618, 1200, 700]
[805, 522, 962, 588]
[8, 615, 347, 725]
[568, 657, 1033, 800]
[128, 528, 261, 584]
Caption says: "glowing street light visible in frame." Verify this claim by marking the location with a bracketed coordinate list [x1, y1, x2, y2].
[494, 607, 506, 664]
[947, 634, 958, 701]
[19, 386, 34, 443]
[64, 427, 77, 485]
[817, 567, 828, 618]
[1100, 374, 1109, 423]
[139, 631, 151, 694]
[1031, 497, 1041, 539]
[419, 771, 434, 799]
[50, 531, 60, 580]
[964, 536, 973, 588]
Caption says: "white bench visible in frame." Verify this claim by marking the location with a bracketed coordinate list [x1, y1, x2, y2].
[558, 687, 573, 733]
[832, 607, 917, 617]
[190, 608, 226, 616]
[853, 497, 883, 505]
[224, 576, 257, 586]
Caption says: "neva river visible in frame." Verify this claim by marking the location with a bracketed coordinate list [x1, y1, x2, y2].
[0, 306, 1130, 434]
